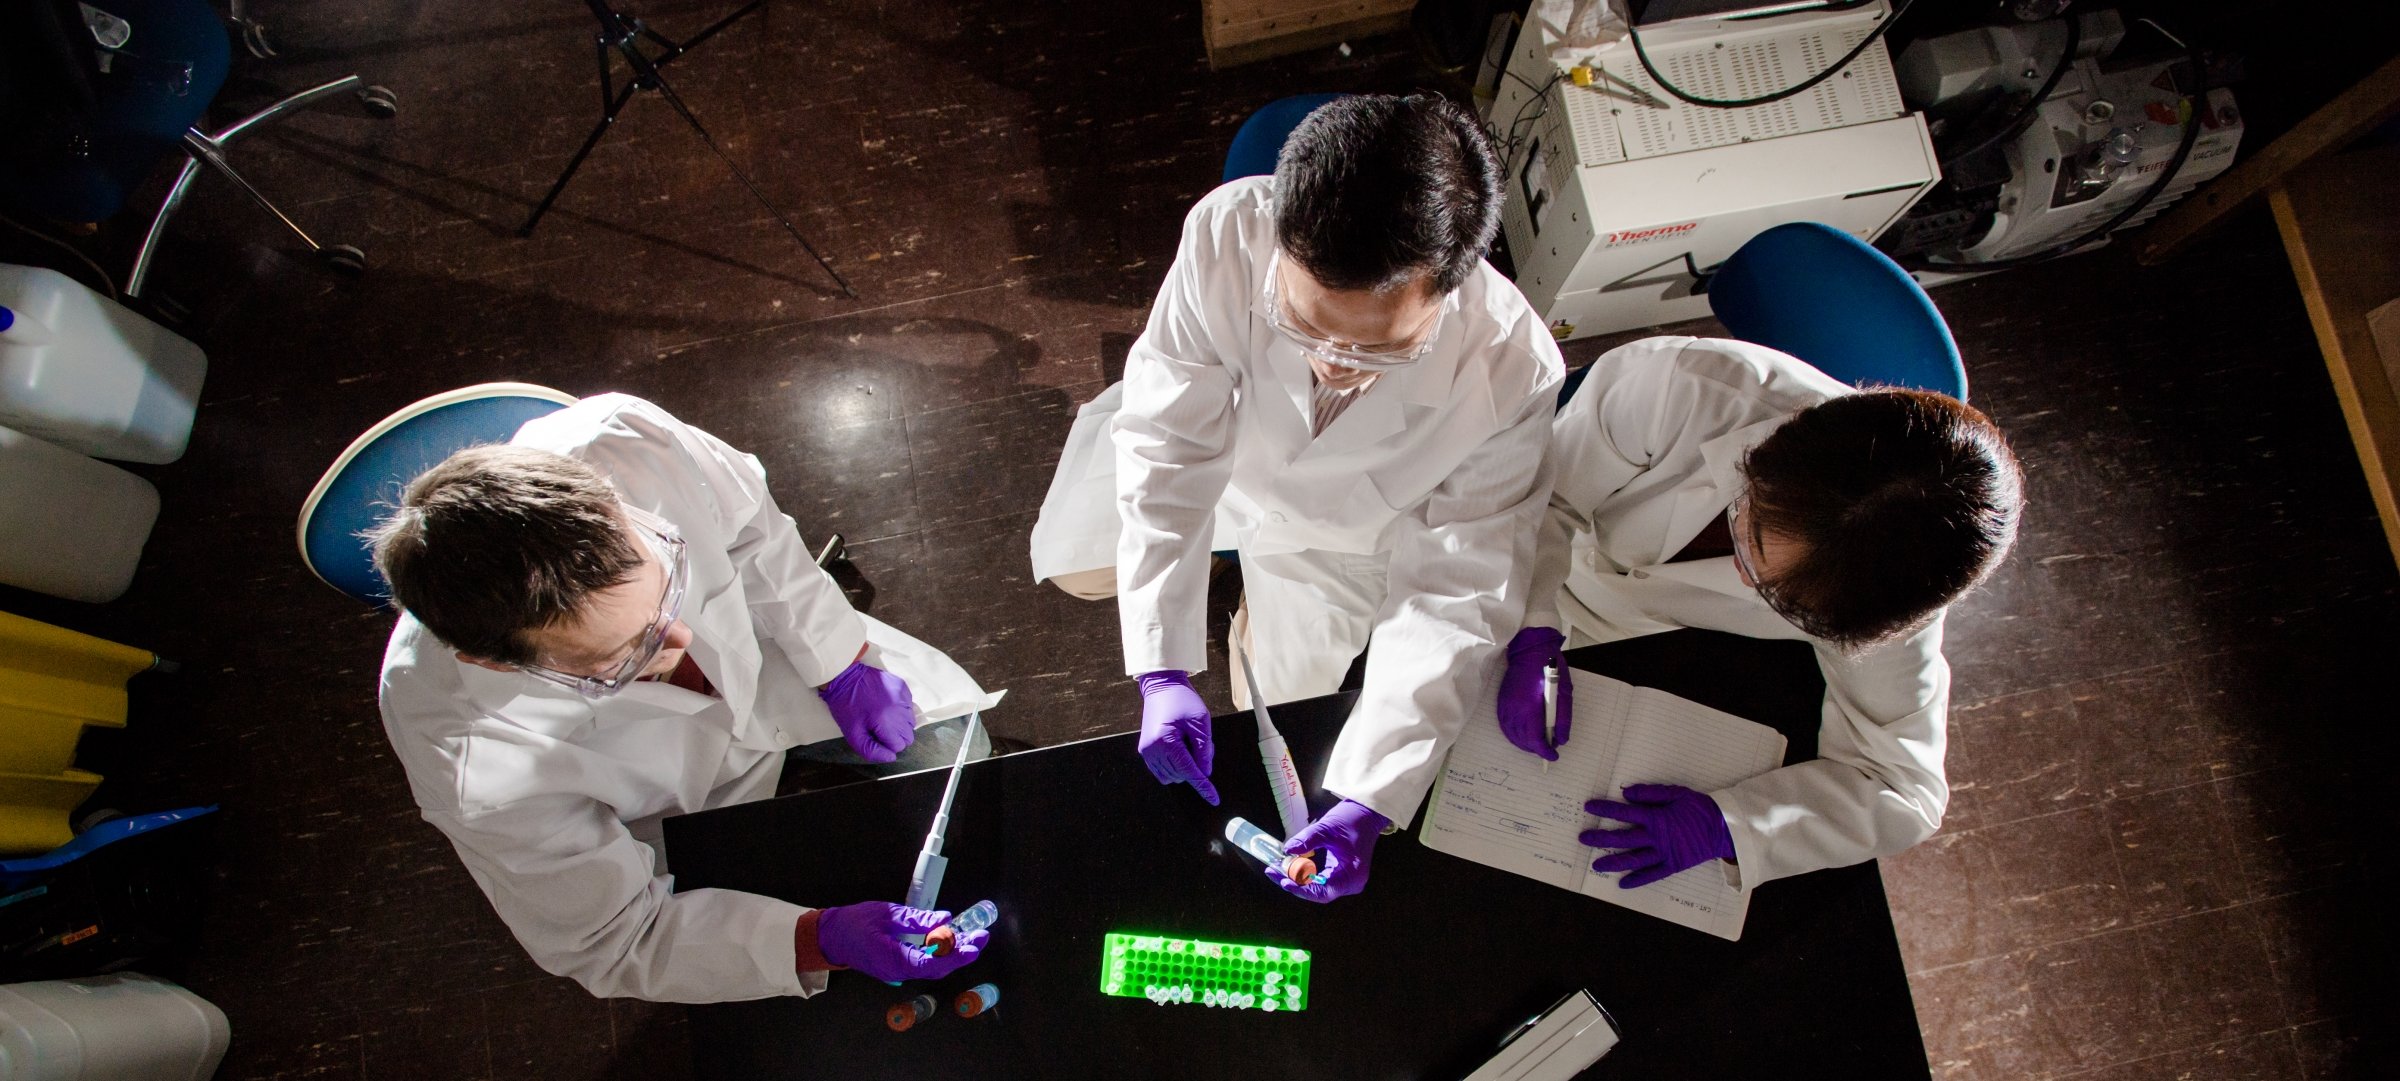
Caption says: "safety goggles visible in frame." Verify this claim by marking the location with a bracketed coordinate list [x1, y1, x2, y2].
[1260, 250, 1445, 372]
[1727, 493, 1764, 589]
[519, 507, 689, 699]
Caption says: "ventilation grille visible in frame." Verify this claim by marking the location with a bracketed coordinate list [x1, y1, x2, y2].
[1586, 24, 1905, 161]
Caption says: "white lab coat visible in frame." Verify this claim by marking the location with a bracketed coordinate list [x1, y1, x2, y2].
[1527, 337, 1952, 888]
[378, 395, 1001, 1003]
[1032, 176, 1565, 825]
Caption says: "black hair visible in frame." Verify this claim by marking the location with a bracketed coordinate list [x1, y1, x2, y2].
[1741, 389, 2025, 649]
[1272, 93, 1502, 296]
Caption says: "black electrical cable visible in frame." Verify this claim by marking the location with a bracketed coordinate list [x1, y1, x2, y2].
[1495, 70, 1566, 163]
[1903, 88, 2207, 272]
[1625, 0, 1914, 110]
[1937, 13, 2080, 171]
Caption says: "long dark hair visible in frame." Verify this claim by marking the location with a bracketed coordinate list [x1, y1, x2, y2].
[1741, 389, 2025, 648]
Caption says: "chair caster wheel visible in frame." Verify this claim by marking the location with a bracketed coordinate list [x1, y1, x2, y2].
[357, 85, 399, 119]
[322, 244, 367, 275]
[238, 21, 276, 58]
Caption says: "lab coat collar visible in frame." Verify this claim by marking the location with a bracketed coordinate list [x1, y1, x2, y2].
[457, 660, 602, 740]
[1262, 288, 1467, 462]
[452, 636, 741, 743]
[1655, 412, 1792, 565]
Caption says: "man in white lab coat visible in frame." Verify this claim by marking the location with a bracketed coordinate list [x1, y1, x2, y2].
[1030, 94, 1565, 902]
[1498, 337, 2023, 893]
[373, 394, 999, 1002]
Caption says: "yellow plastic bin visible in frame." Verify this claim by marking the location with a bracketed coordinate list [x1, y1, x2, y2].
[0, 611, 161, 854]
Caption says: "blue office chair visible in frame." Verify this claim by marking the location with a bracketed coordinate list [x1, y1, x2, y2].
[297, 383, 579, 606]
[1558, 221, 1968, 407]
[0, 0, 397, 296]
[1705, 222, 1968, 399]
[1222, 93, 1345, 182]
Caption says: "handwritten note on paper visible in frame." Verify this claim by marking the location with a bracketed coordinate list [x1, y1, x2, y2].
[1420, 670, 1787, 941]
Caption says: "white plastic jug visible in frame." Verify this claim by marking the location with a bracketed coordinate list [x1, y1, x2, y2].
[0, 264, 207, 464]
[0, 973, 231, 1081]
[0, 424, 160, 603]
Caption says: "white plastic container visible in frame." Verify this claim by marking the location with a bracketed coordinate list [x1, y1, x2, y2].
[0, 423, 160, 603]
[0, 264, 207, 464]
[0, 973, 230, 1081]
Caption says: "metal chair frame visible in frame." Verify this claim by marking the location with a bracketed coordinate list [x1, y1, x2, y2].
[126, 75, 396, 297]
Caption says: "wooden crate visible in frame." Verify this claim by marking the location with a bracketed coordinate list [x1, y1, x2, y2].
[1203, 0, 1415, 70]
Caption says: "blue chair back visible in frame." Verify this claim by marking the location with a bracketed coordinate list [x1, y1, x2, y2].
[1223, 93, 1345, 183]
[0, 0, 233, 222]
[297, 383, 578, 606]
[1704, 222, 1967, 399]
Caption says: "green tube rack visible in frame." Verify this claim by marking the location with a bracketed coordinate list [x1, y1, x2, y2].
[1098, 933, 1311, 1012]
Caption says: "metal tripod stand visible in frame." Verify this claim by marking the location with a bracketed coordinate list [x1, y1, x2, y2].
[519, 0, 856, 298]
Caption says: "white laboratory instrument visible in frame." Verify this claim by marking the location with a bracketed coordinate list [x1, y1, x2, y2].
[1884, 10, 2242, 282]
[1487, 1, 1939, 341]
[1234, 637, 1312, 840]
[1461, 988, 1622, 1081]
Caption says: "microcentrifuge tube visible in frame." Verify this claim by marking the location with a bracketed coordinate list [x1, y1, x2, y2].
[923, 900, 1000, 955]
[1224, 818, 1286, 868]
[885, 994, 937, 1032]
[954, 982, 1000, 1018]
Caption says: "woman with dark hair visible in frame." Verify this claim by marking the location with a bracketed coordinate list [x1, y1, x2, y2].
[1497, 336, 2023, 893]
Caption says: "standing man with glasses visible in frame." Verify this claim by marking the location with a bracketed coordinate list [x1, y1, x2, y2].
[370, 394, 999, 1002]
[1030, 94, 1565, 902]
[1495, 337, 2024, 897]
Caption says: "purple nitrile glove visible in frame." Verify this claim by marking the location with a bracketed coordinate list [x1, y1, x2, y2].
[1498, 627, 1572, 760]
[816, 901, 986, 983]
[819, 661, 917, 763]
[1135, 670, 1219, 805]
[1273, 799, 1391, 903]
[1580, 783, 1735, 889]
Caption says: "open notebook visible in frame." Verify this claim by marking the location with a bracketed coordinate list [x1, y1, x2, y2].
[1420, 668, 1787, 941]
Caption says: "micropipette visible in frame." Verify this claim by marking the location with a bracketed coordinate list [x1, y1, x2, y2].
[1234, 638, 1311, 841]
[903, 712, 984, 937]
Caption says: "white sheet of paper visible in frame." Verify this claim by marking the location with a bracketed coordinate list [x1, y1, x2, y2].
[1421, 668, 1787, 940]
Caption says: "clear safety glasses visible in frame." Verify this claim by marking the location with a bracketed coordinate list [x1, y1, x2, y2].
[1727, 493, 1764, 589]
[1259, 251, 1445, 372]
[519, 508, 689, 699]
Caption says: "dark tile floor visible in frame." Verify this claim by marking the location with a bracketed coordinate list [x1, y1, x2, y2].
[1, 2, 2392, 1079]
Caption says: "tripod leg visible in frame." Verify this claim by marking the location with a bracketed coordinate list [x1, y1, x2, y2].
[644, 71, 858, 297]
[655, 0, 764, 64]
[520, 79, 642, 238]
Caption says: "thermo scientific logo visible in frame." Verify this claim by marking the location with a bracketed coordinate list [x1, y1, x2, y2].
[1603, 222, 1699, 248]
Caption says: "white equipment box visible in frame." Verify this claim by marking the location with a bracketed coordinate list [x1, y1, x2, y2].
[1490, 2, 1939, 341]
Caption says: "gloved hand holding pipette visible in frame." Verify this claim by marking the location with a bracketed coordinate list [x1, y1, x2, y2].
[806, 901, 987, 983]
[1274, 800, 1390, 903]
